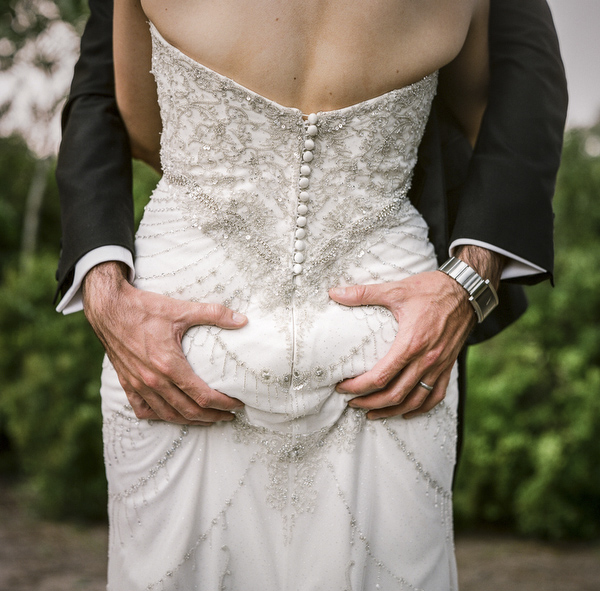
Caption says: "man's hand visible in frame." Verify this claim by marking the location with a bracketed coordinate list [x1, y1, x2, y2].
[82, 261, 247, 425]
[329, 246, 504, 419]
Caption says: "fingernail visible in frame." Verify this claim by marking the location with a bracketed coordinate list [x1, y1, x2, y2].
[336, 385, 350, 394]
[232, 312, 247, 325]
[330, 287, 347, 297]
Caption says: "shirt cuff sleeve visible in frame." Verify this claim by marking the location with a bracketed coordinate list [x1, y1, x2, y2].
[55, 246, 135, 315]
[449, 239, 547, 280]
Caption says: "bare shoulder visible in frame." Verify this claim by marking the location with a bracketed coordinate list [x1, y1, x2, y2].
[417, 0, 488, 61]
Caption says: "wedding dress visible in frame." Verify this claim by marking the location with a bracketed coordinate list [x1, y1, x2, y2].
[100, 22, 458, 591]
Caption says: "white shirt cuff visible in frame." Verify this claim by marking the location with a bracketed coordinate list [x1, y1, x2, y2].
[56, 246, 135, 315]
[449, 239, 547, 280]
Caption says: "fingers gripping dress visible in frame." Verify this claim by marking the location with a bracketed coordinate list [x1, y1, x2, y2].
[100, 22, 459, 591]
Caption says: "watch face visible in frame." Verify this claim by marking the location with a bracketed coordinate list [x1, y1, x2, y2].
[474, 283, 499, 322]
[481, 292, 495, 308]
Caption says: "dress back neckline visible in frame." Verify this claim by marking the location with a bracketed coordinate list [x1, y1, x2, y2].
[149, 21, 438, 120]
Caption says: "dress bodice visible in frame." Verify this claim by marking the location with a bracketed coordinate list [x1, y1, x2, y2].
[151, 23, 437, 306]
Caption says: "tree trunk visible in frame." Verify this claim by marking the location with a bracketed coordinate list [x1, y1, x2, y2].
[20, 156, 51, 267]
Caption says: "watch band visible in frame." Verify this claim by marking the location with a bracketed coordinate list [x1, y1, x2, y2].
[437, 257, 499, 323]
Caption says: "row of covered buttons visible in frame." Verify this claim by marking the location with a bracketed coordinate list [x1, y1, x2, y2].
[293, 113, 318, 275]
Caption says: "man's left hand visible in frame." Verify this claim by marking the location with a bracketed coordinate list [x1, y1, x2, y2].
[329, 270, 474, 419]
[329, 246, 504, 419]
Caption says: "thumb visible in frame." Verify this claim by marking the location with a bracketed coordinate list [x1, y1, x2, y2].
[328, 284, 388, 307]
[181, 301, 248, 330]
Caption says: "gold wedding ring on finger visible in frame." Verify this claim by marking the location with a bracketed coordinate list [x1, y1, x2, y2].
[418, 381, 434, 392]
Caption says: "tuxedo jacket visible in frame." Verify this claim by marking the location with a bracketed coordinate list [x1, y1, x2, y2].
[55, 0, 567, 345]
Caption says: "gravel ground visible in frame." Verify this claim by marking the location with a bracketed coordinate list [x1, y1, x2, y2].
[1, 482, 599, 591]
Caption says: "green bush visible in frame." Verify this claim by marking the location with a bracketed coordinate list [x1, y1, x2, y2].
[0, 255, 107, 520]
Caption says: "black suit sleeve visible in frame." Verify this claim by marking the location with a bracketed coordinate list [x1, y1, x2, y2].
[449, 0, 568, 285]
[55, 0, 133, 299]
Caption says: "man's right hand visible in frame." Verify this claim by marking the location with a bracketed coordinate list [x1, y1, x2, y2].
[82, 261, 247, 425]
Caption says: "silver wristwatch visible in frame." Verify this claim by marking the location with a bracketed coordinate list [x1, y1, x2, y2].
[438, 257, 499, 323]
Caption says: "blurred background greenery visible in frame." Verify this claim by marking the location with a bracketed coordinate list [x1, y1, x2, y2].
[0, 0, 599, 540]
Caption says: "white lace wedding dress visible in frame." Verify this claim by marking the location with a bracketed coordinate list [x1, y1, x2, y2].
[100, 22, 459, 591]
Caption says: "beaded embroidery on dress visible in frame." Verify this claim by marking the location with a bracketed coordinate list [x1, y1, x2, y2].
[100, 21, 459, 591]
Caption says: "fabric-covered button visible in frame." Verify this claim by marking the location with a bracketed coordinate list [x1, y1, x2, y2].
[293, 114, 319, 276]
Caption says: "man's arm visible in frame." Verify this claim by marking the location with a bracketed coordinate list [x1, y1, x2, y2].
[332, 0, 567, 418]
[55, 0, 134, 300]
[449, 0, 568, 283]
[56, 0, 246, 424]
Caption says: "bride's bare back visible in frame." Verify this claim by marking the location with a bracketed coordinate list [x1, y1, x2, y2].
[114, 0, 488, 168]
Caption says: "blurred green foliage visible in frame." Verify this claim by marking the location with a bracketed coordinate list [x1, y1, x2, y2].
[0, 254, 106, 519]
[0, 127, 598, 537]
